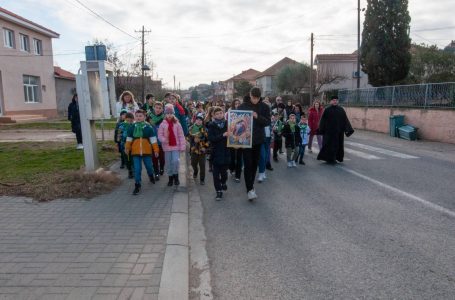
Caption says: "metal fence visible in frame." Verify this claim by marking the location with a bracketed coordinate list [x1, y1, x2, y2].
[338, 82, 455, 109]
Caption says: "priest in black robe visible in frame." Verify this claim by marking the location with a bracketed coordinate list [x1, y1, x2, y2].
[317, 95, 354, 164]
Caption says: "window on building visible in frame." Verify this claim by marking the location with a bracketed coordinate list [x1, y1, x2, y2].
[23, 75, 40, 103]
[19, 34, 30, 52]
[33, 38, 42, 55]
[3, 28, 14, 48]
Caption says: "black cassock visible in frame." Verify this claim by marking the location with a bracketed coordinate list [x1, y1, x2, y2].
[317, 105, 354, 163]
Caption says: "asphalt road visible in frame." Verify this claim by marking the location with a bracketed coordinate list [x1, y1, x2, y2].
[194, 131, 455, 299]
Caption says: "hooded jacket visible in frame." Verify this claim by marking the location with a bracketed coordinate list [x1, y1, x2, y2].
[238, 96, 271, 146]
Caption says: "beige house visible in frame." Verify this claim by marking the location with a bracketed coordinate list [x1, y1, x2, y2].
[0, 7, 59, 122]
[224, 68, 260, 101]
[314, 51, 371, 96]
[256, 57, 299, 96]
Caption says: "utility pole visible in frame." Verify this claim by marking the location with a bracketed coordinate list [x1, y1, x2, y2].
[179, 81, 181, 92]
[310, 32, 314, 104]
[135, 26, 151, 102]
[173, 75, 176, 92]
[357, 0, 361, 89]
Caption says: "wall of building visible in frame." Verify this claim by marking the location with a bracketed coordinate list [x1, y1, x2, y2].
[55, 77, 76, 117]
[345, 107, 455, 144]
[318, 61, 370, 92]
[0, 19, 57, 117]
[257, 76, 273, 95]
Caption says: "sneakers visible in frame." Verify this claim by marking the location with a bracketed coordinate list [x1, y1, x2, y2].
[266, 164, 273, 171]
[76, 143, 84, 150]
[155, 174, 160, 181]
[234, 178, 240, 183]
[257, 173, 265, 183]
[160, 169, 164, 176]
[222, 183, 227, 191]
[215, 191, 223, 201]
[149, 175, 155, 184]
[247, 189, 258, 201]
[167, 176, 174, 186]
[132, 183, 141, 195]
[292, 161, 297, 167]
[287, 161, 292, 168]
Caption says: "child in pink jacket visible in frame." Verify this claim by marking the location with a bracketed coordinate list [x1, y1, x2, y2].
[158, 104, 187, 186]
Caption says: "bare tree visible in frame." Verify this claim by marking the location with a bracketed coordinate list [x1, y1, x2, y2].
[315, 64, 347, 95]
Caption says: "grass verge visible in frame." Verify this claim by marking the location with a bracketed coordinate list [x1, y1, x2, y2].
[0, 141, 121, 201]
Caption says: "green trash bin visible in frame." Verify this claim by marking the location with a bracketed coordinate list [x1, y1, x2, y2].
[398, 125, 418, 141]
[389, 115, 404, 137]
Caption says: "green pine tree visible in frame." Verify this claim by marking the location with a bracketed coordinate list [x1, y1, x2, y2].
[360, 0, 412, 86]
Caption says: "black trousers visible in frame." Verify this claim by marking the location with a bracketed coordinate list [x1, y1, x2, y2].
[242, 144, 262, 192]
[229, 148, 242, 179]
[74, 126, 82, 144]
[273, 138, 282, 159]
[212, 164, 228, 192]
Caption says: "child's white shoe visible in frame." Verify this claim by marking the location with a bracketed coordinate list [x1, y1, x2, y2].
[258, 173, 265, 183]
[287, 161, 292, 168]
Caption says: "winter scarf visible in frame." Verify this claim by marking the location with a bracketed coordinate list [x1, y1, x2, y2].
[166, 118, 177, 146]
[191, 124, 203, 135]
[175, 102, 186, 116]
[133, 122, 146, 138]
[150, 113, 164, 126]
[289, 122, 296, 133]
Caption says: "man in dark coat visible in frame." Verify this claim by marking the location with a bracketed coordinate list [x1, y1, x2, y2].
[317, 95, 354, 164]
[238, 87, 271, 201]
[68, 94, 83, 149]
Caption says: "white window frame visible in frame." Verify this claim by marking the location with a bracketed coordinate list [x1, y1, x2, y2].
[23, 75, 41, 103]
[19, 33, 30, 52]
[3, 28, 14, 48]
[33, 38, 42, 55]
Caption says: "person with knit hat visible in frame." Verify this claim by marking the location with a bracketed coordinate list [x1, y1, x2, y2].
[164, 92, 188, 136]
[158, 104, 187, 186]
[125, 109, 160, 195]
[188, 113, 209, 185]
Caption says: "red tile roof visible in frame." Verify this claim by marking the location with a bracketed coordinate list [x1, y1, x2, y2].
[0, 6, 59, 38]
[256, 57, 300, 78]
[225, 68, 260, 82]
[54, 67, 75, 80]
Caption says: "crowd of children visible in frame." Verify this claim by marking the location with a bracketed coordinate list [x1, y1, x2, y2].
[114, 88, 324, 200]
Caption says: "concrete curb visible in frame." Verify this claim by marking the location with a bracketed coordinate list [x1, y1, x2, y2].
[158, 152, 189, 300]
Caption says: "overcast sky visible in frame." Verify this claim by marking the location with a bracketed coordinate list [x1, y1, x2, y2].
[2, 0, 454, 89]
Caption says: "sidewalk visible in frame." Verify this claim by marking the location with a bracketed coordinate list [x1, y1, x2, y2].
[0, 159, 186, 300]
[0, 129, 114, 142]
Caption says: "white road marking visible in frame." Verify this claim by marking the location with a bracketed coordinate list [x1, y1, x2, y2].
[310, 146, 351, 161]
[345, 141, 419, 159]
[340, 166, 455, 218]
[345, 148, 382, 160]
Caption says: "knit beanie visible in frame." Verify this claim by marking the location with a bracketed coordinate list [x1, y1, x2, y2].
[164, 104, 174, 115]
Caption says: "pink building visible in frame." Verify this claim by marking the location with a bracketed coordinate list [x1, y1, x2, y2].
[0, 7, 59, 122]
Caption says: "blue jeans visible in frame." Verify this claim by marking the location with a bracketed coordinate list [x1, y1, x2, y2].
[133, 156, 154, 184]
[259, 137, 271, 173]
[297, 144, 307, 162]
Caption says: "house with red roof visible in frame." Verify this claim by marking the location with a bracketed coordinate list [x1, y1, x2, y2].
[255, 57, 299, 96]
[0, 6, 59, 122]
[224, 68, 260, 101]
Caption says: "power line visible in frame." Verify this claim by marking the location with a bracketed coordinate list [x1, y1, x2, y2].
[69, 0, 139, 41]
